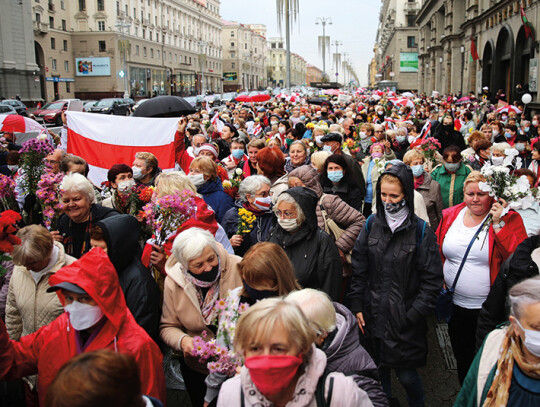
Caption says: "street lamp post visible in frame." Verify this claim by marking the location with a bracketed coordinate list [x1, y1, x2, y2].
[315, 17, 332, 79]
[460, 45, 465, 96]
[332, 40, 342, 82]
[115, 19, 131, 98]
[198, 40, 207, 95]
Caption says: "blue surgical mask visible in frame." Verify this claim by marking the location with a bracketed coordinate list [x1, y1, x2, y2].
[396, 135, 407, 143]
[322, 145, 333, 153]
[524, 127, 530, 132]
[299, 115, 306, 121]
[411, 164, 424, 177]
[515, 143, 526, 152]
[444, 162, 460, 172]
[231, 149, 244, 159]
[327, 170, 343, 183]
[505, 132, 513, 139]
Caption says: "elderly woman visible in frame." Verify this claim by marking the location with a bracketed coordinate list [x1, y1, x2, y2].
[52, 173, 117, 258]
[255, 146, 288, 204]
[217, 298, 373, 407]
[242, 138, 265, 177]
[287, 289, 388, 407]
[267, 187, 342, 301]
[101, 164, 136, 213]
[7, 225, 75, 404]
[160, 228, 242, 407]
[490, 141, 512, 166]
[456, 276, 540, 406]
[403, 149, 444, 229]
[221, 175, 274, 256]
[284, 140, 310, 173]
[188, 156, 233, 223]
[362, 142, 396, 217]
[436, 171, 527, 384]
[431, 145, 472, 208]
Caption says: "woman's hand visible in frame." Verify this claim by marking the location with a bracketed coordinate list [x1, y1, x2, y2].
[230, 234, 244, 247]
[490, 199, 507, 225]
[150, 244, 167, 270]
[225, 159, 236, 170]
[180, 335, 194, 355]
[177, 117, 187, 133]
[356, 312, 366, 335]
[50, 231, 63, 242]
[382, 140, 392, 151]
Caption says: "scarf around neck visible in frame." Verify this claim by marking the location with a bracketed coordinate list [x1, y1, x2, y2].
[183, 258, 222, 325]
[384, 204, 410, 233]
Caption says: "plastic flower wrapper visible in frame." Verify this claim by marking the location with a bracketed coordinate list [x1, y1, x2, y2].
[236, 208, 255, 235]
[419, 137, 441, 165]
[0, 210, 22, 277]
[36, 170, 64, 230]
[0, 174, 19, 213]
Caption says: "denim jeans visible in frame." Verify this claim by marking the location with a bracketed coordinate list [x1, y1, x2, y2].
[379, 366, 425, 407]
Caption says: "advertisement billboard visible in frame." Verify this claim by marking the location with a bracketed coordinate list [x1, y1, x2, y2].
[75, 57, 111, 77]
[223, 72, 238, 81]
[400, 53, 418, 73]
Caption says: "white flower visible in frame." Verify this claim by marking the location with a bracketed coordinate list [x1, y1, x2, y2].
[478, 182, 492, 193]
[504, 148, 519, 159]
[36, 134, 48, 141]
[235, 168, 243, 175]
[516, 176, 531, 194]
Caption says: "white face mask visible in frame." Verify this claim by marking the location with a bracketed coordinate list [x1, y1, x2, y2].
[252, 196, 272, 211]
[278, 218, 300, 232]
[271, 121, 279, 126]
[132, 166, 144, 180]
[278, 127, 286, 134]
[7, 165, 17, 172]
[515, 318, 540, 358]
[117, 179, 135, 193]
[359, 132, 367, 140]
[315, 136, 323, 145]
[64, 301, 104, 331]
[533, 120, 538, 127]
[188, 173, 205, 187]
[491, 155, 504, 166]
[193, 146, 201, 156]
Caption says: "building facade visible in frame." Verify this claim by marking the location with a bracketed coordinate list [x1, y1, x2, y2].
[417, 0, 539, 105]
[375, 0, 423, 91]
[221, 20, 267, 92]
[268, 38, 307, 87]
[306, 64, 324, 84]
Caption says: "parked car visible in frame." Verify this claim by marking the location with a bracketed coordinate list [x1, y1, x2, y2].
[132, 98, 149, 112]
[0, 104, 18, 115]
[221, 92, 237, 103]
[0, 100, 28, 116]
[82, 100, 97, 112]
[33, 100, 72, 125]
[88, 98, 130, 115]
[184, 96, 197, 107]
[123, 97, 135, 108]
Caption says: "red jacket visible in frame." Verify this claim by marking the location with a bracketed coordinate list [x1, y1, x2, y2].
[174, 130, 193, 173]
[0, 248, 165, 405]
[436, 202, 527, 285]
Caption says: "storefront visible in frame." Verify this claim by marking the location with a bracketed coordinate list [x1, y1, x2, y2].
[129, 67, 148, 97]
[173, 71, 197, 96]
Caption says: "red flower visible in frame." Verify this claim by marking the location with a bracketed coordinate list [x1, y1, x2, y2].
[0, 210, 21, 253]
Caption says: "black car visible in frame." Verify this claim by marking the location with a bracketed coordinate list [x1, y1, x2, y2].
[89, 98, 130, 115]
[1, 100, 28, 116]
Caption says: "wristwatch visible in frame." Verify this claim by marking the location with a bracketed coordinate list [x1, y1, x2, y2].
[493, 220, 505, 229]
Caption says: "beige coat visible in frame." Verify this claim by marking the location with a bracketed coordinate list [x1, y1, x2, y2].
[160, 243, 242, 372]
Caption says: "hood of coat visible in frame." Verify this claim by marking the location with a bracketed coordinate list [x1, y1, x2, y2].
[95, 214, 140, 272]
[511, 234, 540, 274]
[325, 302, 363, 362]
[375, 161, 415, 222]
[198, 178, 225, 195]
[49, 248, 127, 329]
[288, 165, 323, 198]
[280, 186, 319, 234]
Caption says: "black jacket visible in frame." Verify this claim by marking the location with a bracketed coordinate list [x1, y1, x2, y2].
[96, 214, 161, 343]
[267, 187, 342, 301]
[322, 182, 364, 213]
[342, 152, 366, 201]
[349, 163, 443, 368]
[434, 125, 466, 153]
[475, 235, 540, 350]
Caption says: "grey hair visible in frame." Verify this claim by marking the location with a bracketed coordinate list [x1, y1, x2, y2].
[274, 192, 306, 225]
[397, 127, 408, 136]
[509, 276, 540, 319]
[521, 120, 531, 127]
[290, 140, 309, 156]
[60, 173, 96, 204]
[286, 289, 337, 334]
[492, 142, 512, 154]
[172, 227, 218, 270]
[238, 175, 271, 202]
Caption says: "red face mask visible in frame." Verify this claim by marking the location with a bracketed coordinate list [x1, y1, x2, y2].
[244, 354, 303, 396]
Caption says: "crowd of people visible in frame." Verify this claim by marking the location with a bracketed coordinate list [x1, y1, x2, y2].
[0, 87, 539, 407]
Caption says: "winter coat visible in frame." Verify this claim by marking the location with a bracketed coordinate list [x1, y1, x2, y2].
[475, 236, 540, 349]
[434, 126, 466, 153]
[160, 244, 242, 372]
[342, 152, 366, 201]
[0, 248, 166, 406]
[436, 202, 527, 286]
[268, 187, 343, 301]
[197, 179, 234, 224]
[217, 347, 374, 407]
[174, 130, 194, 173]
[221, 201, 275, 256]
[322, 181, 364, 212]
[270, 173, 289, 204]
[57, 204, 118, 258]
[349, 163, 444, 368]
[325, 303, 389, 407]
[431, 163, 472, 208]
[415, 173, 444, 229]
[95, 215, 161, 343]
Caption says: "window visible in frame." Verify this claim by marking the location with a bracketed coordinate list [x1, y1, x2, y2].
[61, 0, 65, 9]
[61, 19, 66, 31]
[142, 29, 145, 39]
[63, 40, 68, 51]
[116, 1, 120, 15]
[143, 46, 147, 57]
[134, 26, 138, 36]
[157, 50, 160, 59]
[407, 14, 416, 27]
[52, 59, 57, 71]
[150, 48, 154, 58]
[98, 21, 105, 31]
[98, 40, 106, 52]
[97, 0, 104, 11]
[230, 52, 235, 58]
[36, 13, 41, 23]
[231, 42, 235, 47]
[66, 82, 70, 93]
[407, 36, 416, 48]
[231, 62, 235, 69]
[79, 0, 85, 11]
[64, 61, 69, 72]
[149, 31, 152, 40]
[244, 43, 247, 50]
[50, 38, 56, 49]
[136, 45, 139, 55]
[231, 31, 234, 37]
[49, 16, 54, 29]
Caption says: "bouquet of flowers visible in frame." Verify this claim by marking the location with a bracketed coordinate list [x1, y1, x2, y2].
[419, 137, 441, 165]
[343, 138, 360, 155]
[191, 331, 242, 377]
[0, 175, 18, 213]
[223, 168, 244, 199]
[236, 208, 255, 235]
[0, 210, 22, 277]
[142, 190, 196, 245]
[134, 185, 154, 214]
[36, 170, 64, 230]
[19, 139, 54, 196]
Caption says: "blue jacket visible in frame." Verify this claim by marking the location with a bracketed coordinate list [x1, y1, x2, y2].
[197, 179, 234, 224]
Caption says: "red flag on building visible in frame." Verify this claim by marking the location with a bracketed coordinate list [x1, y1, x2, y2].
[521, 5, 535, 41]
[470, 36, 479, 61]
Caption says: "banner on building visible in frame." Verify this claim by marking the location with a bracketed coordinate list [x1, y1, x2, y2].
[223, 72, 238, 81]
[75, 57, 111, 77]
[192, 0, 207, 6]
[399, 53, 418, 73]
[530, 58, 538, 92]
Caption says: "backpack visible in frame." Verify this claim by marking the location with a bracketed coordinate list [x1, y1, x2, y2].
[364, 214, 427, 251]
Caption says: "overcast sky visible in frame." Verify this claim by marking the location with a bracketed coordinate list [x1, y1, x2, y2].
[220, 0, 381, 86]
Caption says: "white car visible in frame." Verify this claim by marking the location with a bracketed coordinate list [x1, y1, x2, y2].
[0, 104, 18, 115]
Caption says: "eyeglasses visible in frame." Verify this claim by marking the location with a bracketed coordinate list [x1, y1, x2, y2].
[46, 159, 60, 165]
[274, 210, 296, 219]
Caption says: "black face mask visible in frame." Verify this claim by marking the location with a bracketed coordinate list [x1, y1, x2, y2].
[443, 124, 454, 132]
[188, 264, 219, 283]
[243, 281, 276, 301]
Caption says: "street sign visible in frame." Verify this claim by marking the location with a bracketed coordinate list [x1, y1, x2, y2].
[118, 70, 125, 78]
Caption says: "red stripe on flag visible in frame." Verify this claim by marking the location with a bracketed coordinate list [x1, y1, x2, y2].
[67, 128, 175, 169]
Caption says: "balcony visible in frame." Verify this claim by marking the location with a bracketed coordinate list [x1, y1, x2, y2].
[404, 1, 419, 12]
[33, 21, 49, 34]
[142, 18, 150, 26]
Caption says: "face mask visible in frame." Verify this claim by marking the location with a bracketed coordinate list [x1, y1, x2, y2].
[252, 196, 272, 211]
[7, 165, 17, 172]
[524, 127, 530, 133]
[299, 115, 306, 121]
[234, 123, 240, 129]
[444, 162, 460, 172]
[443, 124, 454, 131]
[188, 264, 219, 283]
[270, 121, 279, 126]
[278, 218, 299, 232]
[188, 173, 205, 187]
[396, 135, 407, 143]
[383, 199, 406, 214]
[202, 114, 209, 120]
[327, 170, 343, 183]
[492, 130, 499, 137]
[278, 127, 286, 134]
[491, 155, 505, 166]
[377, 110, 384, 115]
[231, 149, 244, 160]
[64, 301, 104, 331]
[515, 318, 540, 358]
[117, 179, 135, 193]
[243, 281, 276, 301]
[515, 143, 526, 152]
[411, 164, 424, 177]
[505, 132, 513, 139]
[193, 146, 201, 156]
[408, 135, 416, 144]
[132, 166, 144, 180]
[359, 131, 367, 139]
[501, 115, 508, 121]
[371, 152, 383, 159]
[315, 136, 323, 145]
[533, 120, 538, 127]
[285, 138, 293, 148]
[244, 354, 303, 396]
[322, 145, 333, 153]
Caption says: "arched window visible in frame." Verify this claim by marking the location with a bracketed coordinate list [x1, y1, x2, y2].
[515, 25, 536, 93]
[494, 26, 514, 102]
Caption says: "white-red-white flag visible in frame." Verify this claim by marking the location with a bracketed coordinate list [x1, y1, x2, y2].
[66, 111, 177, 185]
[211, 112, 225, 134]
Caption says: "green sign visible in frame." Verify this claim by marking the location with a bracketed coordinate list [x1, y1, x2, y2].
[400, 53, 418, 73]
[223, 72, 238, 81]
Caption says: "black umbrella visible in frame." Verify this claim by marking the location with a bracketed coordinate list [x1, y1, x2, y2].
[132, 96, 196, 117]
[307, 97, 330, 106]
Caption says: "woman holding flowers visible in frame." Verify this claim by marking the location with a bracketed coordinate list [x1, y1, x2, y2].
[436, 171, 527, 384]
[160, 227, 242, 407]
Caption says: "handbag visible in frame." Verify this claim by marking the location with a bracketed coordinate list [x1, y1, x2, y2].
[436, 220, 486, 322]
[318, 195, 352, 265]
